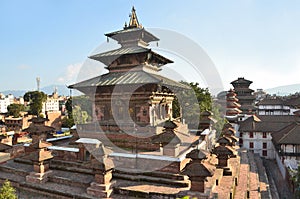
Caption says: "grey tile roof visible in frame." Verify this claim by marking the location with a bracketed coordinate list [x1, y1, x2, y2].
[89, 46, 173, 65]
[90, 46, 149, 58]
[257, 98, 284, 105]
[273, 123, 300, 145]
[239, 115, 299, 132]
[69, 71, 190, 90]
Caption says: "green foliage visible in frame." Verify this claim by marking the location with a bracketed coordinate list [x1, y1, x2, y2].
[24, 91, 47, 116]
[292, 165, 300, 198]
[65, 97, 73, 117]
[172, 81, 224, 131]
[7, 104, 25, 118]
[72, 95, 92, 117]
[61, 116, 75, 128]
[172, 96, 181, 119]
[72, 106, 89, 124]
[174, 82, 212, 128]
[63, 96, 92, 125]
[0, 180, 17, 199]
[212, 101, 227, 136]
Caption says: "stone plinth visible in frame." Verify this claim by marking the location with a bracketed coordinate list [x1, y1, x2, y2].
[163, 144, 179, 157]
[190, 177, 205, 192]
[218, 156, 229, 167]
[33, 161, 50, 173]
[26, 170, 52, 184]
[87, 170, 113, 198]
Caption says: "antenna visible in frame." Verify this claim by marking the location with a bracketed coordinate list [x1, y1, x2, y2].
[36, 77, 40, 91]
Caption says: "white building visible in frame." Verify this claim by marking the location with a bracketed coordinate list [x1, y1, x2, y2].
[42, 90, 60, 114]
[0, 94, 13, 113]
[238, 115, 296, 159]
[257, 98, 293, 115]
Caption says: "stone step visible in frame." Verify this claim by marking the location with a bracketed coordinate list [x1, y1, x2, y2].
[50, 159, 93, 174]
[114, 187, 178, 199]
[0, 164, 28, 177]
[113, 172, 189, 188]
[115, 168, 188, 181]
[48, 175, 90, 188]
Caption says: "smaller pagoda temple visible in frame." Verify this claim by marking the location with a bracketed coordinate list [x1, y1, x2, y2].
[182, 149, 213, 193]
[230, 77, 256, 115]
[225, 89, 242, 123]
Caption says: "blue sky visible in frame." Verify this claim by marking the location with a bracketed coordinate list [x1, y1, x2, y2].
[1, 0, 300, 93]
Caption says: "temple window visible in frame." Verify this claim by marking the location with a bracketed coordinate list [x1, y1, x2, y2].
[143, 109, 147, 116]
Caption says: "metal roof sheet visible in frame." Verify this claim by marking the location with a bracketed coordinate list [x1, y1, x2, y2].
[69, 71, 190, 90]
[90, 46, 149, 58]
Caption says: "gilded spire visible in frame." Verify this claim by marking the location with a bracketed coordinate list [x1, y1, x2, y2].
[127, 6, 142, 28]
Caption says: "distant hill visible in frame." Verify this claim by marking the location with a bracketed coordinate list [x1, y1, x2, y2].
[1, 85, 71, 97]
[265, 84, 300, 96]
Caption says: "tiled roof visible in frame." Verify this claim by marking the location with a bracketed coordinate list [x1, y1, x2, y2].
[105, 27, 159, 43]
[151, 131, 181, 145]
[90, 46, 149, 57]
[231, 77, 253, 85]
[257, 98, 284, 105]
[182, 161, 212, 177]
[212, 145, 234, 156]
[0, 143, 12, 151]
[186, 149, 208, 160]
[272, 123, 300, 145]
[89, 47, 173, 66]
[69, 71, 190, 90]
[239, 115, 298, 132]
[23, 125, 55, 134]
[217, 137, 231, 145]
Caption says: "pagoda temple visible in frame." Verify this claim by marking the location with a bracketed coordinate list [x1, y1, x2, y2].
[225, 89, 242, 122]
[230, 77, 256, 115]
[69, 7, 190, 151]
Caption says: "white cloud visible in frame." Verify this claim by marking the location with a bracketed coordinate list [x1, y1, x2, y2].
[17, 64, 31, 70]
[57, 63, 82, 84]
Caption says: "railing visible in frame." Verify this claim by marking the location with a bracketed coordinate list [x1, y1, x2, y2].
[280, 152, 300, 157]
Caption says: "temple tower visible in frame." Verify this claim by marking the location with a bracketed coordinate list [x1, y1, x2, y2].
[69, 7, 189, 151]
[230, 77, 256, 115]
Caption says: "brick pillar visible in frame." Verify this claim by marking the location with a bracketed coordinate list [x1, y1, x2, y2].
[218, 156, 228, 167]
[190, 177, 205, 192]
[163, 144, 179, 157]
[26, 160, 52, 184]
[87, 169, 113, 198]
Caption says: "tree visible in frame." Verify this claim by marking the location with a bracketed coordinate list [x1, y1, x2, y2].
[72, 105, 89, 124]
[172, 81, 224, 130]
[61, 116, 75, 128]
[72, 95, 92, 117]
[7, 104, 25, 118]
[292, 165, 300, 198]
[0, 180, 17, 199]
[65, 97, 73, 117]
[24, 91, 47, 116]
[173, 82, 212, 128]
[211, 101, 227, 135]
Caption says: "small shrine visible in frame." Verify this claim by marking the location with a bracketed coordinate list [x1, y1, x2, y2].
[199, 110, 216, 131]
[182, 149, 213, 193]
[83, 140, 114, 198]
[212, 138, 235, 168]
[23, 117, 54, 183]
[152, 120, 181, 156]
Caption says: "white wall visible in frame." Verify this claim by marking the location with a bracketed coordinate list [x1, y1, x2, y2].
[241, 131, 275, 159]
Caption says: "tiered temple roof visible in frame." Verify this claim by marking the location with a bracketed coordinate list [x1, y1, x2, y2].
[230, 77, 256, 114]
[69, 7, 189, 92]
